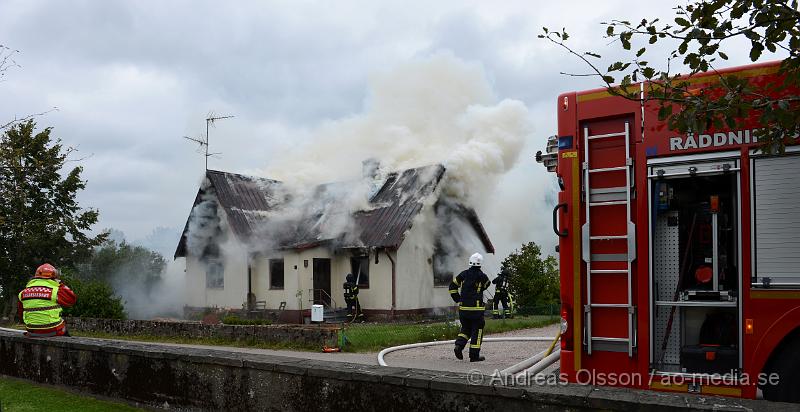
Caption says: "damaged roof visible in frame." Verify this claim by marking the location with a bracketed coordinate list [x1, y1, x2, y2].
[174, 170, 282, 258]
[174, 165, 494, 258]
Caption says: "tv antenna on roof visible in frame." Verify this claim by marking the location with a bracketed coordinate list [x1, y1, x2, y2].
[183, 112, 234, 170]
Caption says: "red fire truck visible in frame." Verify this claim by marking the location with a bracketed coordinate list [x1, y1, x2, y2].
[536, 60, 800, 402]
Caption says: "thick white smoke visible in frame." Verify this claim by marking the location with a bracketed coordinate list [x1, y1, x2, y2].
[177, 53, 537, 312]
[262, 52, 531, 211]
[111, 259, 186, 320]
[185, 178, 228, 257]
[260, 53, 533, 268]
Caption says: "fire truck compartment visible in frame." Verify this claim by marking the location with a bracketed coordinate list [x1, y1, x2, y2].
[649, 159, 740, 374]
[751, 151, 800, 288]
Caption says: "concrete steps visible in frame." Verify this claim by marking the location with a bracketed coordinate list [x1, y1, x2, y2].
[324, 308, 350, 323]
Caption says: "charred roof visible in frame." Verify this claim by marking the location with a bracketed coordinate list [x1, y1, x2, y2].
[174, 165, 494, 258]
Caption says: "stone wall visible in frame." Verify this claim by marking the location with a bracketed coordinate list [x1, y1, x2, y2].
[66, 317, 338, 347]
[0, 330, 791, 411]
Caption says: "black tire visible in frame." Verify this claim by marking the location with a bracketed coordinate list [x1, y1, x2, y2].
[762, 337, 800, 403]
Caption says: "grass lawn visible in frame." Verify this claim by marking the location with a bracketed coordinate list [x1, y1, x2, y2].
[341, 315, 559, 352]
[0, 376, 143, 412]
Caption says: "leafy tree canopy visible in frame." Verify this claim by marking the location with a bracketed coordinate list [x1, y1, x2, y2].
[0, 121, 106, 316]
[75, 238, 166, 294]
[501, 242, 559, 308]
[541, 0, 799, 153]
[60, 270, 126, 320]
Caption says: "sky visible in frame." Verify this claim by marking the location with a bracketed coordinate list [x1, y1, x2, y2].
[0, 1, 778, 259]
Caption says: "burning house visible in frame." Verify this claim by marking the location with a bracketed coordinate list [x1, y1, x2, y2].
[174, 163, 494, 322]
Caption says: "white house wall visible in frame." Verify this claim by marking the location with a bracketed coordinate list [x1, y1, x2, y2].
[183, 239, 249, 310]
[395, 206, 488, 311]
[350, 250, 394, 310]
[396, 209, 449, 310]
[184, 209, 491, 313]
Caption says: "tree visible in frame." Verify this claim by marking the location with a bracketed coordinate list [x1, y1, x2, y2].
[75, 239, 166, 300]
[60, 270, 126, 320]
[1, 45, 56, 132]
[541, 0, 799, 153]
[501, 242, 560, 309]
[0, 121, 106, 317]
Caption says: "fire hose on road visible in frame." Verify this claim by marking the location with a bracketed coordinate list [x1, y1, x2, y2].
[378, 330, 562, 377]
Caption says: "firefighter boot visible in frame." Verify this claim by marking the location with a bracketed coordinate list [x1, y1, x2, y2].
[470, 356, 486, 362]
[454, 345, 464, 360]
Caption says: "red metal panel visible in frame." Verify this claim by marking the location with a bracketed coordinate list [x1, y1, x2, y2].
[555, 60, 800, 398]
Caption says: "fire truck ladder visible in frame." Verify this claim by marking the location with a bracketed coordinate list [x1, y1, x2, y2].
[582, 121, 636, 357]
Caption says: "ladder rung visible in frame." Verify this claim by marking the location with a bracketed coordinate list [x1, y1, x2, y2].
[592, 337, 630, 343]
[587, 131, 626, 140]
[590, 269, 629, 274]
[590, 200, 627, 207]
[591, 253, 628, 262]
[589, 186, 626, 194]
[589, 235, 627, 240]
[588, 166, 627, 173]
[590, 304, 630, 308]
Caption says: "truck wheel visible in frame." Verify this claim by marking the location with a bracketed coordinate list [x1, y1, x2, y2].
[762, 337, 800, 403]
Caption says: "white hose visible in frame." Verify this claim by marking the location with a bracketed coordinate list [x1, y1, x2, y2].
[0, 326, 25, 334]
[517, 349, 561, 378]
[500, 349, 547, 375]
[377, 337, 555, 367]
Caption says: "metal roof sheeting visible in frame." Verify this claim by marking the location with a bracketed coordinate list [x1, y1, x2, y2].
[175, 165, 494, 257]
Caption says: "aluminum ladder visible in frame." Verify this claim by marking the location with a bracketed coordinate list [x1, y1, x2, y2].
[581, 121, 636, 357]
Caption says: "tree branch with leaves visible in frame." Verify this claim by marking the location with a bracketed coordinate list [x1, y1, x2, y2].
[541, 0, 800, 153]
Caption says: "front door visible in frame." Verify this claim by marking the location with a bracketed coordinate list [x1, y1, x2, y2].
[313, 258, 332, 307]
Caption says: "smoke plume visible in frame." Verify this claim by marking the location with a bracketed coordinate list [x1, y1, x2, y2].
[259, 52, 533, 268]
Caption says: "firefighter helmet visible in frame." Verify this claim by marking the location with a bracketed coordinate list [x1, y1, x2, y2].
[35, 263, 58, 279]
[469, 253, 483, 267]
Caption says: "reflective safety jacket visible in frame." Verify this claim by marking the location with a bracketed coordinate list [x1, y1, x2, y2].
[18, 278, 76, 333]
[19, 278, 64, 330]
[449, 266, 491, 312]
[343, 281, 359, 299]
[493, 275, 509, 294]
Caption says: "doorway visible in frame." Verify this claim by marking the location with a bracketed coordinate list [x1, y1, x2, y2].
[313, 258, 332, 307]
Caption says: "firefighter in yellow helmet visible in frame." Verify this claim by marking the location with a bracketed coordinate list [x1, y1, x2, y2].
[17, 263, 77, 337]
[449, 253, 491, 362]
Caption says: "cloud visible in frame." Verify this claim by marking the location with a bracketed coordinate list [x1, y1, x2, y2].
[0, 0, 783, 258]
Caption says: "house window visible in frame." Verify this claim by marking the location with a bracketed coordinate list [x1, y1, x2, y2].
[206, 261, 224, 289]
[270, 259, 284, 290]
[432, 253, 452, 287]
[350, 256, 369, 288]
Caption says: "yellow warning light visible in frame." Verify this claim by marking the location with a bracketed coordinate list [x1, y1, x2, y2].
[746, 319, 754, 335]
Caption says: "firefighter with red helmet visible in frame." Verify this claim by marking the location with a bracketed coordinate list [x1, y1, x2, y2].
[17, 263, 77, 337]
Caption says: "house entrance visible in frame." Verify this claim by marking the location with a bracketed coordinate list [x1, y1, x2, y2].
[313, 258, 332, 307]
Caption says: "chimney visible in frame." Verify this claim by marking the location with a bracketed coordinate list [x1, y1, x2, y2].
[362, 158, 382, 198]
[362, 158, 380, 180]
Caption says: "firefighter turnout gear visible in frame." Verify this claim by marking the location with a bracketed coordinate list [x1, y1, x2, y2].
[449, 264, 491, 361]
[17, 270, 76, 337]
[343, 273, 363, 321]
[492, 270, 515, 319]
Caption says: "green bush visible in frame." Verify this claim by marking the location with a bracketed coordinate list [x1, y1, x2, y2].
[60, 272, 126, 320]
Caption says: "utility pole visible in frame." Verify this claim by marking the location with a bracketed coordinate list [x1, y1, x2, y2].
[183, 113, 234, 171]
